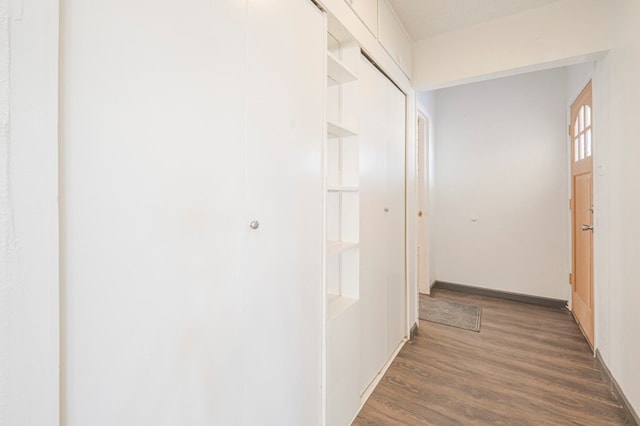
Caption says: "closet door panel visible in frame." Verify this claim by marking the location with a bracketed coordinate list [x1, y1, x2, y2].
[245, 0, 324, 424]
[358, 55, 407, 393]
[61, 1, 247, 424]
[358, 56, 390, 393]
[385, 83, 407, 355]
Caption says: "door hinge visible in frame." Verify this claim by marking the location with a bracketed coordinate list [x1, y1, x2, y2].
[569, 198, 573, 210]
[568, 124, 572, 137]
[569, 273, 573, 284]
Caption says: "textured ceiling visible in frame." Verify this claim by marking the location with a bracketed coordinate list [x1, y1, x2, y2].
[387, 0, 565, 40]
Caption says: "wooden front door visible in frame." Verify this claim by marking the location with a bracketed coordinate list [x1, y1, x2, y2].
[570, 81, 594, 346]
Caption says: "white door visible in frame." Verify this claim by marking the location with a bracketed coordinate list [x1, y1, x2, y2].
[244, 0, 325, 424]
[358, 55, 406, 393]
[61, 0, 325, 424]
[61, 1, 248, 424]
[359, 56, 389, 393]
[385, 78, 406, 356]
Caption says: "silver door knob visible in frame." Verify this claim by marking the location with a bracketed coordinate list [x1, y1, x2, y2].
[581, 224, 593, 231]
[249, 220, 260, 230]
[384, 208, 389, 212]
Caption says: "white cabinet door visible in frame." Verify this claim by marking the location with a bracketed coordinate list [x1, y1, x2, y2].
[358, 55, 406, 393]
[346, 0, 379, 35]
[378, 0, 412, 77]
[245, 0, 325, 424]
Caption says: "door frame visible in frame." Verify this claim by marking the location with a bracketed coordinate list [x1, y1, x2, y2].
[569, 80, 595, 348]
[416, 110, 430, 295]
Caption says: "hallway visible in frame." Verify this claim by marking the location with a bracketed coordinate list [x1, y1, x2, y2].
[354, 289, 631, 425]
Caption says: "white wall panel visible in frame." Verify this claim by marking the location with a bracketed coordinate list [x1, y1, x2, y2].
[601, 0, 640, 417]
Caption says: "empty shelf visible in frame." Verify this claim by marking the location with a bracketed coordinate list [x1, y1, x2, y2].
[327, 240, 359, 256]
[327, 121, 358, 138]
[328, 186, 359, 192]
[327, 52, 358, 86]
[327, 294, 358, 320]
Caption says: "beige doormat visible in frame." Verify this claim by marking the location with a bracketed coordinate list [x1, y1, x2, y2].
[419, 295, 482, 332]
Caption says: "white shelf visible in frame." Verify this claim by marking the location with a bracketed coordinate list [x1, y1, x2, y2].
[327, 240, 359, 256]
[327, 294, 358, 320]
[327, 121, 358, 138]
[327, 52, 358, 86]
[328, 186, 359, 192]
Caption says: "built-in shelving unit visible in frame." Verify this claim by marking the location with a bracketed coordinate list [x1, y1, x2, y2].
[325, 15, 363, 426]
[325, 19, 360, 315]
[324, 6, 412, 425]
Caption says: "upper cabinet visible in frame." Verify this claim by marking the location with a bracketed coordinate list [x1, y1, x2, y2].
[345, 0, 378, 36]
[378, 0, 412, 78]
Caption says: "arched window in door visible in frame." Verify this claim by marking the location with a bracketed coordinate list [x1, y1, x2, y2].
[573, 101, 592, 162]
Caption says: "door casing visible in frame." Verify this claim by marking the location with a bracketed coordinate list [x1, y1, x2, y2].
[570, 81, 595, 347]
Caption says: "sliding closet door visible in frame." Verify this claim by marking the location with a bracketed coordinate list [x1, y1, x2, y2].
[359, 56, 390, 393]
[244, 0, 325, 424]
[385, 81, 406, 356]
[359, 55, 406, 393]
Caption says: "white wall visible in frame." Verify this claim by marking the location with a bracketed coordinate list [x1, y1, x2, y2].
[413, 0, 611, 91]
[597, 0, 640, 416]
[433, 68, 570, 300]
[0, 1, 59, 425]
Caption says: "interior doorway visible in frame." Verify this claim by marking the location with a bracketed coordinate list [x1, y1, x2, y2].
[570, 81, 594, 347]
[417, 111, 430, 294]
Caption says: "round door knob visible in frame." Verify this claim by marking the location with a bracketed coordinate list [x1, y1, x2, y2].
[249, 220, 260, 230]
[384, 208, 389, 212]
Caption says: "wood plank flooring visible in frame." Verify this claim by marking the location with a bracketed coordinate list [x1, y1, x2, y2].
[354, 289, 631, 425]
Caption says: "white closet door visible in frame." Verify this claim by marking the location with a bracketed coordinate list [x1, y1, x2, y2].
[61, 1, 248, 425]
[244, 0, 325, 424]
[358, 55, 406, 393]
[358, 56, 390, 393]
[385, 81, 407, 355]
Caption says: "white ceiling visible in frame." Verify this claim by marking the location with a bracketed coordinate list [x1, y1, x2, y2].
[386, 0, 565, 40]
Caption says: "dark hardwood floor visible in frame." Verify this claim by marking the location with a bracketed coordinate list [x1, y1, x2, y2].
[354, 289, 631, 425]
